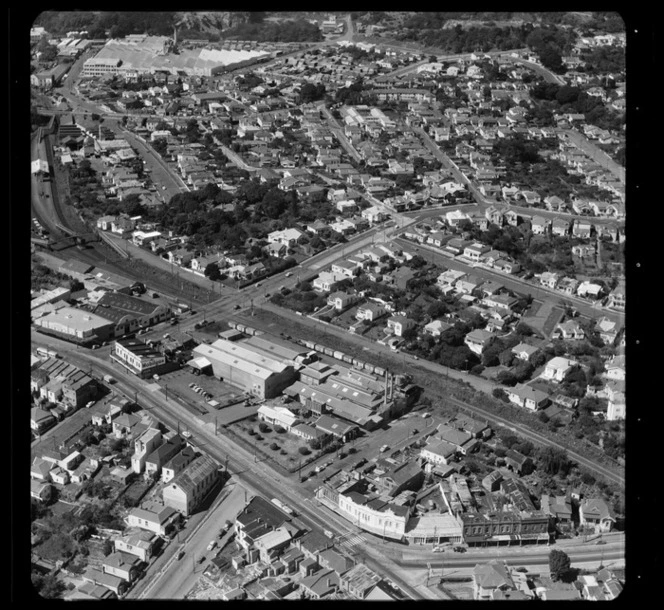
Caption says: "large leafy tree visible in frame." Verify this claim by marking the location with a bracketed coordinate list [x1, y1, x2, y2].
[549, 549, 573, 582]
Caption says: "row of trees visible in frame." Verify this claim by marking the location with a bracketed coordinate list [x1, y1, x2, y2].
[223, 18, 323, 42]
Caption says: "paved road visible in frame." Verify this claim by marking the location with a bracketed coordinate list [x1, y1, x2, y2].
[561, 129, 625, 184]
[32, 329, 622, 592]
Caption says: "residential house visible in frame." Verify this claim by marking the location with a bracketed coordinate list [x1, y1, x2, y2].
[125, 504, 181, 536]
[539, 272, 560, 290]
[356, 302, 388, 322]
[258, 405, 300, 431]
[114, 528, 159, 563]
[312, 271, 345, 293]
[530, 216, 551, 235]
[551, 218, 570, 237]
[604, 355, 625, 381]
[327, 291, 357, 311]
[493, 259, 521, 274]
[579, 498, 615, 533]
[505, 384, 550, 411]
[462, 243, 490, 262]
[300, 569, 339, 599]
[542, 357, 578, 382]
[473, 561, 516, 600]
[423, 319, 452, 337]
[577, 280, 604, 300]
[511, 343, 540, 362]
[386, 315, 417, 337]
[553, 319, 585, 341]
[102, 551, 141, 583]
[540, 494, 573, 529]
[464, 329, 495, 355]
[504, 450, 533, 475]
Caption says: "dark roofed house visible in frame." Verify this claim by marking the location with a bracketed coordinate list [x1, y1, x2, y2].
[504, 449, 533, 476]
[317, 547, 354, 576]
[300, 568, 339, 599]
[294, 530, 334, 559]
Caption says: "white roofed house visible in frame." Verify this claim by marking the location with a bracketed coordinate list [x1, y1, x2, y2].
[355, 302, 388, 322]
[327, 291, 358, 311]
[386, 315, 417, 337]
[462, 242, 490, 262]
[542, 357, 579, 382]
[530, 215, 551, 235]
[312, 271, 345, 293]
[551, 217, 571, 236]
[511, 342, 540, 362]
[577, 280, 605, 300]
[553, 319, 585, 341]
[538, 272, 560, 289]
[257, 405, 300, 431]
[267, 227, 305, 248]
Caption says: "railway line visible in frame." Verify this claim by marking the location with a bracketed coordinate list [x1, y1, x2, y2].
[445, 395, 624, 487]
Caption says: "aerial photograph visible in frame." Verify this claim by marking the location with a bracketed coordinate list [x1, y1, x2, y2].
[27, 11, 627, 600]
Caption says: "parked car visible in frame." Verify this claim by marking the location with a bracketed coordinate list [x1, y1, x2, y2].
[453, 546, 467, 553]
[197, 556, 206, 564]
[207, 540, 217, 552]
[176, 550, 185, 560]
[380, 445, 389, 453]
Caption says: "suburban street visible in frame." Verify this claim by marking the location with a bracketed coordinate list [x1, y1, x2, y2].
[29, 14, 626, 601]
[32, 327, 625, 599]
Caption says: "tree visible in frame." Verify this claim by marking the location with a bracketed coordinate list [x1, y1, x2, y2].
[549, 549, 573, 582]
[204, 262, 221, 281]
[537, 446, 572, 477]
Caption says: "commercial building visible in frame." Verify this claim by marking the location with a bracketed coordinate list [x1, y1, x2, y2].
[93, 291, 171, 336]
[316, 472, 412, 541]
[81, 35, 270, 78]
[111, 338, 166, 379]
[162, 455, 219, 516]
[33, 305, 115, 346]
[30, 357, 97, 410]
[191, 338, 296, 399]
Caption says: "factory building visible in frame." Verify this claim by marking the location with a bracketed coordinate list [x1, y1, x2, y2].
[190, 338, 296, 399]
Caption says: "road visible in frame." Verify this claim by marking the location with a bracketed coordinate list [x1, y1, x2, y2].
[32, 331, 624, 598]
[132, 482, 248, 599]
[560, 129, 625, 184]
[393, 237, 625, 326]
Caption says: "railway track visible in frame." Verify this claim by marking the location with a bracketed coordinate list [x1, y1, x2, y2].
[445, 395, 624, 487]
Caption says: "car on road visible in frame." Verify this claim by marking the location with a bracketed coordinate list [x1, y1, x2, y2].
[285, 272, 293, 277]
[176, 550, 185, 560]
[453, 546, 467, 553]
[411, 428, 419, 434]
[207, 540, 217, 551]
[153, 374, 160, 381]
